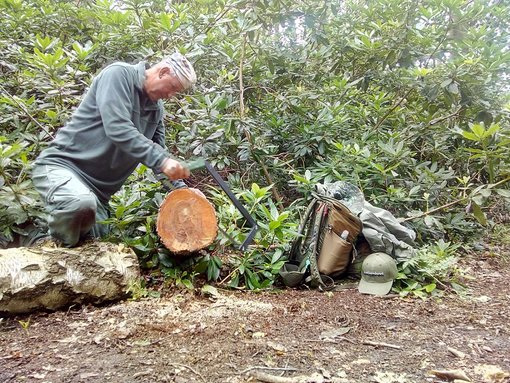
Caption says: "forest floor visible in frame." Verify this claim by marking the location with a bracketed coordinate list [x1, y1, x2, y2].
[1, 239, 510, 383]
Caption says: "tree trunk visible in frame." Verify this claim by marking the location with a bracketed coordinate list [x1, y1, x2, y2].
[0, 242, 140, 314]
[157, 188, 218, 254]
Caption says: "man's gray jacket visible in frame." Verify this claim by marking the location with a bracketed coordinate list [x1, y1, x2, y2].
[35, 61, 171, 203]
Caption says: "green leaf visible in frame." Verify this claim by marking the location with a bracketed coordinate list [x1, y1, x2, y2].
[277, 211, 289, 222]
[271, 249, 284, 264]
[207, 261, 220, 280]
[461, 130, 478, 141]
[486, 123, 500, 136]
[471, 202, 487, 226]
[269, 220, 281, 230]
[270, 202, 278, 220]
[182, 279, 194, 289]
[495, 189, 510, 198]
[447, 82, 459, 95]
[201, 284, 220, 297]
[212, 255, 223, 268]
[160, 13, 173, 30]
[293, 174, 308, 183]
[470, 123, 486, 139]
[194, 259, 208, 273]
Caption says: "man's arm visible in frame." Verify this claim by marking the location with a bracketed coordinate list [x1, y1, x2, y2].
[152, 118, 187, 188]
[95, 65, 175, 173]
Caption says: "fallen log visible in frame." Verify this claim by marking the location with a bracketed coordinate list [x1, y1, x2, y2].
[0, 242, 140, 314]
[157, 188, 218, 254]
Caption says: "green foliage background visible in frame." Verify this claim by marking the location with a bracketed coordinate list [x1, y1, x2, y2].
[1, 0, 509, 291]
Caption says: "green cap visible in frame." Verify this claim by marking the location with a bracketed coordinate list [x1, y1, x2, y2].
[358, 252, 397, 295]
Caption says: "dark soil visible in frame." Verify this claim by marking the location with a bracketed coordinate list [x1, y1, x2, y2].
[1, 248, 509, 383]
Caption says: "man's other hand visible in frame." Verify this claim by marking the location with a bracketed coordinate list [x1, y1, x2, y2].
[160, 158, 190, 180]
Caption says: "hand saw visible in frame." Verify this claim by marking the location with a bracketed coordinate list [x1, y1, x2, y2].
[166, 158, 258, 251]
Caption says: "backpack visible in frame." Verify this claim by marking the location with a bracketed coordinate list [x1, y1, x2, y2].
[280, 193, 362, 290]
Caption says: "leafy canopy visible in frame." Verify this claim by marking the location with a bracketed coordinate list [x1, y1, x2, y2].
[1, 0, 509, 291]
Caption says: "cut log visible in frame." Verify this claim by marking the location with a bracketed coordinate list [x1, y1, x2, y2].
[0, 242, 140, 314]
[157, 188, 218, 254]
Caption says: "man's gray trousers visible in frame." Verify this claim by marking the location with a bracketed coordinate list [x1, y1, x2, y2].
[32, 164, 109, 247]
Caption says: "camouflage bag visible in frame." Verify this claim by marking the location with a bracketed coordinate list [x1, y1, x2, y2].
[279, 190, 362, 290]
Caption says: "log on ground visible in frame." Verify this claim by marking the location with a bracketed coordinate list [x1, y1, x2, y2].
[157, 188, 218, 254]
[0, 242, 140, 314]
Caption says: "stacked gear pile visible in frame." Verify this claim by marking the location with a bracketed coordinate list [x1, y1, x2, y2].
[280, 181, 416, 294]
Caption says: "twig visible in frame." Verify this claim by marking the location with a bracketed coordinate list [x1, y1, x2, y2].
[362, 340, 402, 349]
[248, 371, 326, 383]
[428, 107, 462, 126]
[239, 366, 299, 375]
[402, 197, 465, 222]
[304, 337, 356, 344]
[0, 83, 54, 140]
[218, 267, 237, 286]
[146, 334, 174, 346]
[0, 169, 30, 216]
[239, 34, 246, 119]
[378, 293, 400, 299]
[203, 5, 231, 35]
[373, 88, 413, 130]
[65, 304, 78, 316]
[248, 371, 295, 383]
[169, 363, 206, 382]
[247, 244, 279, 250]
[132, 369, 153, 378]
[402, 176, 510, 222]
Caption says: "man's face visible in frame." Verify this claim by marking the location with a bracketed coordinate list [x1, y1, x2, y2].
[147, 67, 185, 101]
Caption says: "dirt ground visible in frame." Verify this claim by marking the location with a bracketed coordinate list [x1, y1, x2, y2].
[1, 246, 509, 383]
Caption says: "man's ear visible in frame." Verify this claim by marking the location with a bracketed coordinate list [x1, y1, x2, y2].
[159, 66, 171, 79]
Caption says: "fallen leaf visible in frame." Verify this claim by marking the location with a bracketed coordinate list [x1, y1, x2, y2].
[267, 341, 287, 353]
[80, 372, 99, 379]
[447, 347, 466, 359]
[474, 364, 510, 383]
[351, 358, 371, 365]
[320, 327, 351, 340]
[201, 284, 220, 298]
[57, 335, 80, 343]
[429, 369, 471, 382]
[473, 295, 491, 303]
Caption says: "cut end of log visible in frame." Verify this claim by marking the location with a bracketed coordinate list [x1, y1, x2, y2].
[157, 188, 218, 254]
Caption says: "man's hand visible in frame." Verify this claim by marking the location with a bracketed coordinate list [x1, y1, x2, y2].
[160, 158, 190, 180]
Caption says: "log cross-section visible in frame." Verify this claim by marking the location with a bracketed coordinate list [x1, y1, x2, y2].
[157, 188, 218, 254]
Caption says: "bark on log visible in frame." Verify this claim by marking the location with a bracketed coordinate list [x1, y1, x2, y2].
[0, 242, 140, 314]
[157, 188, 218, 254]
